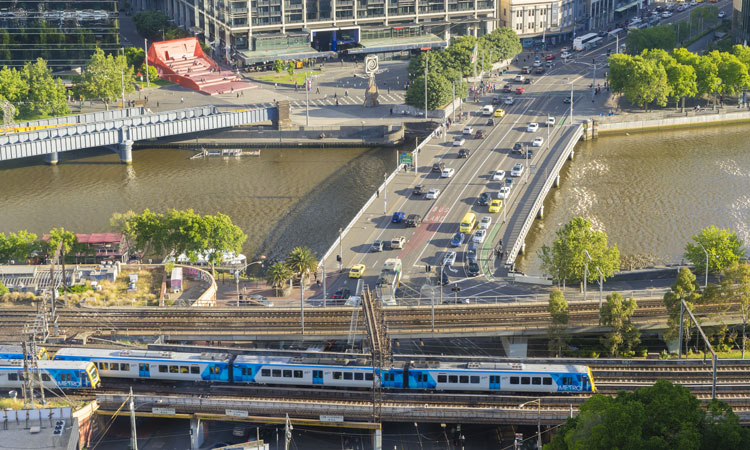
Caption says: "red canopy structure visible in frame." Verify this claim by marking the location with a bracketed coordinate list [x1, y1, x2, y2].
[147, 37, 255, 96]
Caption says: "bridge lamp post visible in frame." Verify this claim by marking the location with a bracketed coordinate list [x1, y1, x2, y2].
[697, 242, 709, 288]
[584, 250, 592, 301]
[235, 256, 266, 305]
[519, 398, 542, 450]
[596, 266, 604, 324]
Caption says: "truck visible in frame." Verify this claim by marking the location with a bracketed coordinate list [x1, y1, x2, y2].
[376, 258, 402, 306]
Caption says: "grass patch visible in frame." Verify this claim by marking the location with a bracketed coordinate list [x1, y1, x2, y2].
[137, 78, 174, 89]
[255, 70, 322, 85]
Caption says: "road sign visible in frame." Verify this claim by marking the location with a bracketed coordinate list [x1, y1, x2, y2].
[320, 415, 344, 422]
[515, 433, 523, 441]
[226, 409, 249, 418]
[152, 407, 176, 415]
[399, 152, 413, 165]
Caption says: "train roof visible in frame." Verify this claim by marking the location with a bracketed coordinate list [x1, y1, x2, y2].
[234, 354, 373, 367]
[54, 347, 232, 363]
[0, 359, 93, 370]
[421, 361, 589, 373]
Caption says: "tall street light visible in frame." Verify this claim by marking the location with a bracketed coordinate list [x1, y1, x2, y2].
[235, 256, 266, 305]
[519, 398, 542, 450]
[584, 250, 592, 301]
[338, 227, 344, 272]
[697, 242, 709, 288]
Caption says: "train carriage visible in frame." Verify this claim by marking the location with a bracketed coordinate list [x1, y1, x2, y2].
[0, 360, 99, 390]
[0, 344, 49, 360]
[233, 355, 376, 389]
[53, 348, 232, 383]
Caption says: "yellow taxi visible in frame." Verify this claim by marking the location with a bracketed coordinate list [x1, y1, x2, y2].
[494, 108, 506, 118]
[349, 264, 366, 278]
[489, 199, 503, 213]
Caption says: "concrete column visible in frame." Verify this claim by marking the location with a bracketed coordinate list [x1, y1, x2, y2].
[537, 205, 544, 219]
[372, 428, 382, 450]
[520, 242, 526, 255]
[44, 151, 59, 165]
[568, 149, 574, 160]
[554, 173, 560, 187]
[119, 140, 134, 164]
[190, 417, 205, 450]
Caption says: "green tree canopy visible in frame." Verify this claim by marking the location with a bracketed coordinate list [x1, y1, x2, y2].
[719, 262, 750, 358]
[0, 66, 28, 104]
[547, 288, 569, 357]
[625, 25, 677, 55]
[479, 27, 522, 62]
[624, 56, 670, 109]
[80, 48, 136, 110]
[133, 11, 170, 41]
[273, 59, 285, 73]
[684, 225, 745, 274]
[600, 292, 640, 357]
[285, 246, 318, 283]
[0, 230, 39, 263]
[663, 267, 701, 345]
[0, 279, 8, 296]
[706, 50, 750, 96]
[266, 261, 293, 296]
[19, 58, 69, 118]
[124, 47, 146, 69]
[405, 71, 453, 110]
[539, 217, 620, 284]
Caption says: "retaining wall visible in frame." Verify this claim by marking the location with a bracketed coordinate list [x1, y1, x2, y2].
[597, 109, 750, 134]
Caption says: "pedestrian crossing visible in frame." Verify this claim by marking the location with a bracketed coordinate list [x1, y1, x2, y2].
[242, 93, 405, 110]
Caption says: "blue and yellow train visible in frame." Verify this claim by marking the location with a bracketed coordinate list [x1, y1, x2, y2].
[0, 359, 100, 390]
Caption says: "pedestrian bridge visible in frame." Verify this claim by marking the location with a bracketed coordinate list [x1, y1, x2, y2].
[0, 105, 276, 164]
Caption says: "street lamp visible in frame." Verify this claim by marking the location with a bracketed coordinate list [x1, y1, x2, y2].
[519, 398, 542, 450]
[697, 242, 709, 288]
[584, 250, 592, 301]
[596, 266, 603, 323]
[235, 256, 266, 305]
[338, 227, 344, 272]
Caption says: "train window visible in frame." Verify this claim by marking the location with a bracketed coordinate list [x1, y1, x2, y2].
[449, 375, 458, 383]
[191, 366, 199, 374]
[120, 364, 130, 371]
[459, 376, 469, 384]
[180, 367, 189, 374]
[241, 368, 251, 376]
[111, 363, 120, 371]
[365, 373, 373, 381]
[423, 374, 429, 382]
[262, 369, 270, 376]
[159, 365, 168, 373]
[510, 376, 519, 384]
[283, 370, 292, 378]
[354, 373, 363, 381]
[8, 373, 17, 381]
[99, 362, 108, 370]
[272, 370, 281, 377]
[139, 364, 149, 372]
[470, 376, 480, 384]
[521, 377, 530, 384]
[294, 370, 303, 378]
[42, 374, 51, 381]
[563, 377, 570, 385]
[170, 366, 178, 373]
[344, 372, 353, 380]
[333, 372, 342, 380]
[313, 370, 322, 378]
[543, 378, 552, 385]
[438, 375, 447, 383]
[532, 377, 541, 385]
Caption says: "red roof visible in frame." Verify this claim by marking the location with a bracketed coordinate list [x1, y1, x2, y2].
[42, 233, 123, 244]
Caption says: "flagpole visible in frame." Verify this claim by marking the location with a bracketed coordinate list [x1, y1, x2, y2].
[305, 74, 310, 126]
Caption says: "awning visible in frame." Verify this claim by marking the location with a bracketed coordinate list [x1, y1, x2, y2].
[347, 34, 447, 54]
[239, 47, 337, 64]
[615, 1, 638, 12]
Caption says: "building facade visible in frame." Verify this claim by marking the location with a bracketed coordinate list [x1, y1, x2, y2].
[733, 0, 750, 44]
[498, 0, 583, 46]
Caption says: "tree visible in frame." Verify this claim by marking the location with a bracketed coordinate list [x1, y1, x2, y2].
[0, 279, 8, 296]
[124, 47, 145, 69]
[285, 246, 318, 285]
[126, 208, 167, 258]
[719, 262, 750, 358]
[731, 44, 750, 73]
[479, 27, 522, 62]
[547, 288, 569, 357]
[201, 213, 247, 272]
[273, 59, 285, 74]
[663, 267, 701, 350]
[265, 261, 293, 296]
[133, 11, 170, 41]
[625, 25, 676, 54]
[286, 61, 295, 77]
[700, 399, 748, 450]
[80, 48, 136, 110]
[666, 60, 698, 111]
[623, 56, 669, 110]
[600, 292, 640, 357]
[0, 230, 39, 263]
[138, 64, 158, 83]
[607, 53, 634, 94]
[563, 394, 645, 450]
[19, 58, 69, 118]
[0, 66, 28, 105]
[706, 50, 750, 97]
[46, 228, 78, 295]
[539, 217, 620, 286]
[695, 54, 720, 102]
[684, 225, 745, 274]
[405, 72, 452, 110]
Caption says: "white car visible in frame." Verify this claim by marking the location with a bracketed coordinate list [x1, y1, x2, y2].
[546, 116, 556, 127]
[479, 216, 492, 229]
[441, 167, 455, 178]
[497, 186, 511, 199]
[532, 60, 542, 67]
[527, 122, 539, 132]
[561, 51, 571, 59]
[718, 11, 725, 18]
[505, 96, 515, 105]
[561, 46, 570, 52]
[472, 229, 486, 244]
[443, 251, 457, 266]
[532, 137, 544, 147]
[514, 75, 525, 82]
[492, 169, 505, 181]
[426, 188, 441, 199]
[463, 126, 474, 135]
[511, 163, 524, 177]
[661, 11, 670, 18]
[453, 137, 466, 146]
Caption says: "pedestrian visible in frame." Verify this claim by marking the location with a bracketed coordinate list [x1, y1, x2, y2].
[180, 97, 184, 103]
[274, 83, 277, 89]
[336, 99, 339, 106]
[316, 87, 320, 94]
[157, 101, 160, 107]
[345, 89, 348, 97]
[334, 92, 337, 99]
[390, 107, 393, 115]
[376, 189, 379, 198]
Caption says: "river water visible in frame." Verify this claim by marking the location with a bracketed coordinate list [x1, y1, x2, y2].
[1, 124, 749, 271]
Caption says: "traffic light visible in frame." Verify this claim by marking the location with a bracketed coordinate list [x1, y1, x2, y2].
[336, 255, 341, 262]
[451, 286, 461, 292]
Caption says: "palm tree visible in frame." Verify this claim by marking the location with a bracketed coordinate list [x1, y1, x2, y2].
[285, 246, 318, 286]
[265, 262, 293, 296]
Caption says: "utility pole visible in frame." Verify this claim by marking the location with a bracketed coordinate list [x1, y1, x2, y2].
[300, 273, 305, 336]
[424, 57, 428, 121]
[305, 74, 310, 126]
[30, 339, 45, 405]
[144, 39, 150, 88]
[129, 387, 138, 450]
[22, 342, 34, 409]
[452, 80, 456, 123]
[322, 260, 327, 307]
[284, 414, 293, 450]
[121, 68, 126, 109]
[383, 172, 388, 214]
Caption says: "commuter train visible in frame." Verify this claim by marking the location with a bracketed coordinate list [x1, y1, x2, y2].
[53, 348, 596, 394]
[0, 344, 49, 360]
[0, 359, 100, 390]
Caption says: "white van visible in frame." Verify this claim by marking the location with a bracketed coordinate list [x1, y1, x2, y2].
[481, 105, 495, 116]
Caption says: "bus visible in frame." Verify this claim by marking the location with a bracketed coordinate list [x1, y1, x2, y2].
[573, 33, 598, 51]
[459, 212, 477, 233]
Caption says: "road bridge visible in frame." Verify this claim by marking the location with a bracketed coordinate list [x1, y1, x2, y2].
[0, 105, 276, 164]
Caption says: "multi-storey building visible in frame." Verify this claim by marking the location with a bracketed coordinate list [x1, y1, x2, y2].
[733, 0, 750, 44]
[498, 0, 583, 46]
[134, 0, 497, 66]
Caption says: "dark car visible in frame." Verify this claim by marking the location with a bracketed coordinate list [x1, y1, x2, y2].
[563, 97, 572, 104]
[474, 130, 485, 139]
[524, 77, 533, 84]
[492, 96, 503, 105]
[413, 185, 425, 195]
[535, 66, 545, 74]
[458, 148, 470, 158]
[332, 288, 351, 299]
[526, 148, 534, 159]
[503, 84, 513, 93]
[371, 240, 383, 252]
[487, 118, 495, 126]
[512, 142, 524, 154]
[467, 260, 480, 277]
[478, 192, 491, 206]
[432, 162, 445, 172]
[392, 211, 405, 223]
[405, 214, 422, 227]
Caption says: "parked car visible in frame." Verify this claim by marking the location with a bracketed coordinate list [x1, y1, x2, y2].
[432, 162, 445, 172]
[718, 11, 726, 18]
[489, 199, 503, 213]
[458, 148, 470, 158]
[441, 167, 455, 178]
[478, 192, 491, 206]
[473, 229, 486, 244]
[412, 185, 425, 195]
[349, 264, 366, 278]
[492, 169, 505, 181]
[371, 240, 383, 252]
[511, 163, 524, 176]
[532, 137, 544, 147]
[392, 211, 405, 223]
[443, 251, 457, 266]
[527, 122, 539, 132]
[405, 214, 422, 227]
[463, 126, 474, 135]
[426, 188, 441, 199]
[450, 232, 465, 247]
[332, 288, 351, 299]
[453, 137, 466, 146]
[479, 216, 492, 229]
[474, 130, 485, 139]
[498, 186, 511, 199]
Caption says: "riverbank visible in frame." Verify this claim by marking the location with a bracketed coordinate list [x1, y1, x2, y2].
[594, 108, 750, 136]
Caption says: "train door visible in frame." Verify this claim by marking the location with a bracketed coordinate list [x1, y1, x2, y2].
[489, 375, 501, 390]
[312, 370, 323, 385]
[139, 363, 150, 378]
